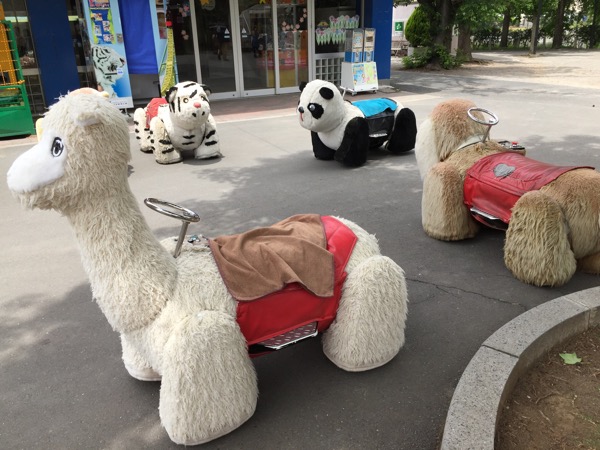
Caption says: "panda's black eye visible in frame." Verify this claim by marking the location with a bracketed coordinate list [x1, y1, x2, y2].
[51, 138, 64, 157]
[308, 104, 316, 112]
[183, 98, 189, 103]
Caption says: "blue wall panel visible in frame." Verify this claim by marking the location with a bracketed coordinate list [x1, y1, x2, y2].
[364, 0, 392, 80]
[27, 0, 80, 104]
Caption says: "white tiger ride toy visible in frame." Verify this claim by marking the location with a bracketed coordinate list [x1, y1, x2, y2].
[7, 89, 408, 445]
[134, 81, 221, 164]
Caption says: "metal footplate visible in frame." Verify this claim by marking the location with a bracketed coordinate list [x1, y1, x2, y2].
[469, 207, 508, 231]
[253, 322, 319, 352]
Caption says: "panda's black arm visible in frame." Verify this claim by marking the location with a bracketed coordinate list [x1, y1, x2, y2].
[334, 117, 370, 167]
[311, 132, 336, 160]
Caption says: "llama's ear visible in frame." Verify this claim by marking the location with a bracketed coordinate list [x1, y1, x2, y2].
[35, 118, 44, 142]
[67, 88, 107, 127]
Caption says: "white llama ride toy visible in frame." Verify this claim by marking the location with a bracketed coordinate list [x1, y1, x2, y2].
[133, 81, 221, 164]
[7, 89, 409, 446]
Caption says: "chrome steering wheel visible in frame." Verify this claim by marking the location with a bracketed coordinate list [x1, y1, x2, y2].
[144, 198, 200, 258]
[467, 107, 499, 142]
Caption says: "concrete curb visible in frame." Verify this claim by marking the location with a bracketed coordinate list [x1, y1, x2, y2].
[440, 286, 600, 450]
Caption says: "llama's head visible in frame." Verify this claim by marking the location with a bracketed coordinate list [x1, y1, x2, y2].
[297, 79, 345, 133]
[415, 98, 490, 179]
[7, 89, 131, 213]
[164, 81, 212, 129]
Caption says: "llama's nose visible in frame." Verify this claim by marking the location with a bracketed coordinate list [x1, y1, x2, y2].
[193, 102, 201, 108]
[298, 106, 304, 113]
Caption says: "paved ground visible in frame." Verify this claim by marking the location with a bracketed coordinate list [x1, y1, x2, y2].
[1, 49, 599, 449]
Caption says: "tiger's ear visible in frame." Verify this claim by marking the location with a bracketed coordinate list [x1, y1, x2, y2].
[199, 84, 212, 97]
[165, 86, 178, 103]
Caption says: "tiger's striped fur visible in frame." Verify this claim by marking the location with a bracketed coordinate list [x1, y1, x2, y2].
[133, 82, 221, 164]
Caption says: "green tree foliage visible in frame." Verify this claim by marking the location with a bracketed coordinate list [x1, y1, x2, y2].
[398, 0, 599, 69]
[404, 5, 434, 47]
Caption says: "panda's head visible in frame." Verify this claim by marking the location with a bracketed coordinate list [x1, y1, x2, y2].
[297, 80, 345, 133]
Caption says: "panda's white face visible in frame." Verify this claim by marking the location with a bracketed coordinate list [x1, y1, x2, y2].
[297, 80, 345, 133]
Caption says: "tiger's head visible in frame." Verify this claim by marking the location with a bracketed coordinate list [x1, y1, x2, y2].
[92, 45, 126, 85]
[164, 82, 212, 129]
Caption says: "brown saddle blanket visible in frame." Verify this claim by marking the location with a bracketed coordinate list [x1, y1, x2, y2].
[208, 214, 335, 301]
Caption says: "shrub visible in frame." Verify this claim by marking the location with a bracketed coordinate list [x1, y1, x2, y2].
[402, 45, 463, 70]
[405, 6, 433, 48]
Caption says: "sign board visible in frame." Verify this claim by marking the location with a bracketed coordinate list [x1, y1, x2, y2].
[83, 0, 133, 109]
[394, 22, 404, 32]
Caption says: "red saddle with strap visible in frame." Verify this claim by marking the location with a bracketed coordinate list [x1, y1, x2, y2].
[464, 152, 592, 227]
[211, 215, 358, 352]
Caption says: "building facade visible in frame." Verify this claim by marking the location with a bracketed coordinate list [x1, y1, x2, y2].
[1, 0, 393, 114]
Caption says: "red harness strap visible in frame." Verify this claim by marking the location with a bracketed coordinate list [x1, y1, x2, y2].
[144, 98, 167, 128]
[235, 216, 357, 347]
[464, 152, 592, 225]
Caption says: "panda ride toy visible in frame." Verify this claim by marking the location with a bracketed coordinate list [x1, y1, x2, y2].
[297, 80, 417, 167]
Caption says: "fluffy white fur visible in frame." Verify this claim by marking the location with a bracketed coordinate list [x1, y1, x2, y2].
[415, 98, 600, 287]
[133, 81, 221, 164]
[7, 90, 408, 445]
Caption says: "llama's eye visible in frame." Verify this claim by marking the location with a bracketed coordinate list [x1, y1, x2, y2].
[308, 104, 316, 112]
[51, 138, 64, 157]
[183, 98, 189, 103]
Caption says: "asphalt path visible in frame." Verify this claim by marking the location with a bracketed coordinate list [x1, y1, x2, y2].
[1, 50, 599, 449]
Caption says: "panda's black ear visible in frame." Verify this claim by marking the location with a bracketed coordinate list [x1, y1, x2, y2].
[299, 81, 307, 92]
[319, 86, 334, 100]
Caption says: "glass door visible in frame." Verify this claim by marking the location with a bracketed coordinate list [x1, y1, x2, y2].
[192, 0, 237, 98]
[238, 0, 276, 95]
[186, 0, 311, 97]
[274, 0, 309, 93]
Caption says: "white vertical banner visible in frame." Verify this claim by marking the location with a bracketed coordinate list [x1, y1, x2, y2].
[83, 0, 133, 108]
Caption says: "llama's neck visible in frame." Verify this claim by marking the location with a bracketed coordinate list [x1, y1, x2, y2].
[67, 186, 178, 333]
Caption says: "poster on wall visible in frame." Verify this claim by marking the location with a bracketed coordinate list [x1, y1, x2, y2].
[83, 0, 133, 108]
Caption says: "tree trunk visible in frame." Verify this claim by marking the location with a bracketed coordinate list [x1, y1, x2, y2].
[591, 0, 599, 47]
[457, 22, 472, 61]
[500, 8, 511, 48]
[530, 0, 544, 54]
[552, 0, 567, 49]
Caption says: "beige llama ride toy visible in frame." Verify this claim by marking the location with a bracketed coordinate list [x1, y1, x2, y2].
[414, 98, 600, 287]
[7, 89, 409, 445]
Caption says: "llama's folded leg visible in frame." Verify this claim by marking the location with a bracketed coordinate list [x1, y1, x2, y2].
[133, 108, 153, 153]
[577, 252, 600, 274]
[504, 190, 576, 287]
[120, 334, 161, 381]
[322, 255, 408, 372]
[422, 162, 479, 240]
[150, 117, 182, 164]
[160, 311, 257, 446]
[194, 115, 222, 159]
